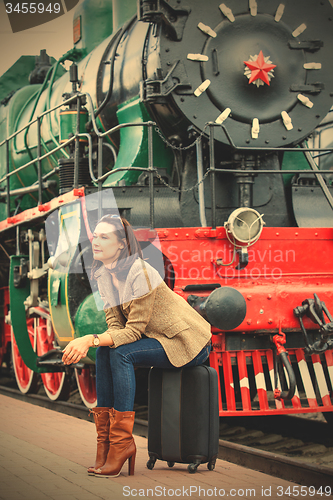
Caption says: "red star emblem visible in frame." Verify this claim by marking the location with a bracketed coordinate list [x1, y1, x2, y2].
[244, 50, 277, 86]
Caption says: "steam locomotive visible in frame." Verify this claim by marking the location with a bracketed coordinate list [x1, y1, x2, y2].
[1, 0, 333, 420]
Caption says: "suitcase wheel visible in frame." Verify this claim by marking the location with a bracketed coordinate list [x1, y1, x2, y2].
[187, 463, 199, 473]
[207, 460, 216, 471]
[167, 461, 175, 468]
[147, 458, 156, 470]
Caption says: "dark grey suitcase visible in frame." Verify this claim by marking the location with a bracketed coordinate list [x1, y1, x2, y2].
[147, 365, 219, 473]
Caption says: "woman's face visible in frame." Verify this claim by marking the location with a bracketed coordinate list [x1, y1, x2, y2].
[92, 222, 124, 266]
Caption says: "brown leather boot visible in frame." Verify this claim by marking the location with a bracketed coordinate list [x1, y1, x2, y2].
[87, 407, 112, 475]
[94, 409, 136, 478]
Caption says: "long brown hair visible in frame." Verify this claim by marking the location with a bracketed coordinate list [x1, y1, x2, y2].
[91, 215, 143, 279]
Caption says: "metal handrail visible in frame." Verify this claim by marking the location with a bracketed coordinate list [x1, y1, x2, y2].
[0, 93, 85, 149]
[0, 88, 158, 227]
[1, 89, 332, 229]
[0, 136, 76, 185]
[1, 93, 86, 217]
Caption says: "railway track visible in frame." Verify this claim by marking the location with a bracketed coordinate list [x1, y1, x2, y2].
[0, 380, 332, 489]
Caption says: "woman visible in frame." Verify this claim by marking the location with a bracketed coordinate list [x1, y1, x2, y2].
[62, 215, 211, 478]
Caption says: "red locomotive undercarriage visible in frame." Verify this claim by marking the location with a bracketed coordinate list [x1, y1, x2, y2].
[1, 189, 332, 417]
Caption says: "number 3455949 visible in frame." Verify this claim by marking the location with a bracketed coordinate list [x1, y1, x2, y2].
[5, 3, 61, 14]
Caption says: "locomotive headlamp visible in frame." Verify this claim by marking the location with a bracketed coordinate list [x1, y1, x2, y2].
[225, 207, 264, 246]
[224, 208, 265, 270]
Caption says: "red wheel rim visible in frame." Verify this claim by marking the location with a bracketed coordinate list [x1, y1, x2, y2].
[75, 367, 97, 408]
[36, 317, 69, 400]
[11, 319, 38, 394]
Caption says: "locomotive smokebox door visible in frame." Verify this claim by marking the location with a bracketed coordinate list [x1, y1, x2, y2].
[156, 0, 333, 148]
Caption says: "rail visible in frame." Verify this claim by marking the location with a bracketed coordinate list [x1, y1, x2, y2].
[1, 91, 332, 229]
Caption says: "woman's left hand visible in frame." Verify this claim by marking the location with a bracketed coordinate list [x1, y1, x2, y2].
[62, 336, 92, 365]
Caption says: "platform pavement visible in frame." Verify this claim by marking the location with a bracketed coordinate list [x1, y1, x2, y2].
[0, 394, 327, 500]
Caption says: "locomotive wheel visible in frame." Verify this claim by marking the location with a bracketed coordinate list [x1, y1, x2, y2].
[11, 320, 38, 394]
[36, 317, 70, 401]
[75, 366, 97, 408]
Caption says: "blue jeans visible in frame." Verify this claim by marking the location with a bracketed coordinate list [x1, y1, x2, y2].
[96, 338, 211, 411]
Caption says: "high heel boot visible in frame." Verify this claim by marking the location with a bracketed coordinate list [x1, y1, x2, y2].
[87, 407, 112, 475]
[94, 409, 136, 478]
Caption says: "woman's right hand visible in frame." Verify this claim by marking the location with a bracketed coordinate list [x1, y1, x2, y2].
[62, 335, 93, 365]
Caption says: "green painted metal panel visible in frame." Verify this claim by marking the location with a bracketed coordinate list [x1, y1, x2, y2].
[112, 0, 137, 32]
[9, 255, 55, 373]
[48, 269, 74, 344]
[73, 0, 114, 55]
[103, 97, 174, 187]
[0, 55, 65, 102]
[0, 56, 65, 220]
[59, 108, 89, 144]
[50, 276, 61, 306]
[48, 203, 81, 345]
[74, 292, 108, 362]
[281, 150, 311, 186]
[0, 86, 41, 222]
[0, 82, 62, 221]
[0, 56, 36, 101]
